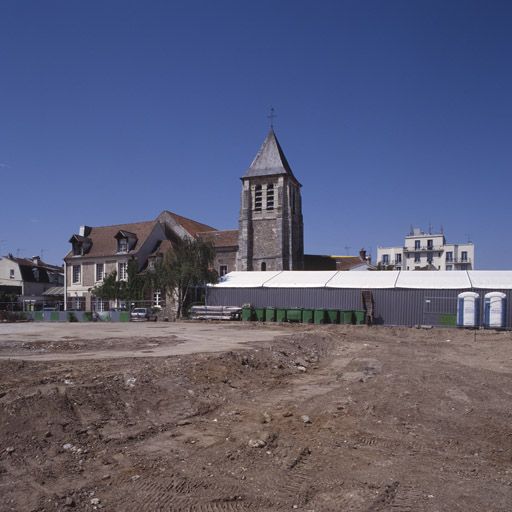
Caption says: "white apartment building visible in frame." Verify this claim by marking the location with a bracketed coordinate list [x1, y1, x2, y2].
[377, 228, 474, 271]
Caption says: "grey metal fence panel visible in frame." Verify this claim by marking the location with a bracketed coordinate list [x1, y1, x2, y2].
[206, 286, 512, 328]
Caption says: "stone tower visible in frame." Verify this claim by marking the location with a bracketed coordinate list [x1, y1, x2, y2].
[237, 129, 304, 271]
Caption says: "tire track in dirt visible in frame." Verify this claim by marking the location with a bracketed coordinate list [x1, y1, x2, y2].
[115, 471, 270, 512]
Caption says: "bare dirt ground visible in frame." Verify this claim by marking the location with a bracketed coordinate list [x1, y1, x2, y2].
[1, 322, 512, 512]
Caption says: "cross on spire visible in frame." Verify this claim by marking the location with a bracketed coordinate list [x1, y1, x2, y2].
[267, 107, 277, 129]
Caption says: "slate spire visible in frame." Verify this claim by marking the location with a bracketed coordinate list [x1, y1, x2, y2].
[242, 129, 301, 185]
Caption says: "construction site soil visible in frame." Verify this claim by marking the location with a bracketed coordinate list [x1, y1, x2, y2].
[1, 322, 512, 511]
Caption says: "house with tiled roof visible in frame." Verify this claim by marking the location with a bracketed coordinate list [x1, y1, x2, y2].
[0, 254, 64, 307]
[64, 210, 237, 311]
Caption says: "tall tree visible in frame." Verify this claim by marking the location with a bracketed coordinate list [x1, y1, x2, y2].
[91, 270, 122, 302]
[146, 238, 217, 318]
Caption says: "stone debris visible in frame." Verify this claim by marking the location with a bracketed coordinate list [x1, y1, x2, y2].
[248, 439, 266, 448]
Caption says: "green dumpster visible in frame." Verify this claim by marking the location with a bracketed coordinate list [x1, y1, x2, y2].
[341, 310, 354, 324]
[254, 307, 266, 322]
[287, 308, 302, 323]
[50, 311, 59, 321]
[354, 310, 366, 325]
[34, 311, 43, 321]
[242, 306, 254, 321]
[302, 309, 314, 324]
[314, 309, 326, 324]
[265, 307, 276, 322]
[276, 308, 287, 322]
[326, 309, 339, 324]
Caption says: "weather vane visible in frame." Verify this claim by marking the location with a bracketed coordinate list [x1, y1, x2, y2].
[267, 107, 277, 129]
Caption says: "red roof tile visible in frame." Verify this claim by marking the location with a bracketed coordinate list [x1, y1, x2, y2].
[197, 230, 239, 248]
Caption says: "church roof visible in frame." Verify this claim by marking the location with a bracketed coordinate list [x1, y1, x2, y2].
[242, 129, 301, 185]
[197, 229, 239, 248]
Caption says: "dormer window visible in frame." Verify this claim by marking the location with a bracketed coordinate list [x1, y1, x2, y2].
[115, 230, 137, 253]
[69, 234, 92, 256]
[118, 238, 129, 253]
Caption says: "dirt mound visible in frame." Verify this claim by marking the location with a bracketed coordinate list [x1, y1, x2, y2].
[1, 325, 512, 511]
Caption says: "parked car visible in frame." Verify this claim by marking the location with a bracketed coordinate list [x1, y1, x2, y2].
[130, 307, 158, 322]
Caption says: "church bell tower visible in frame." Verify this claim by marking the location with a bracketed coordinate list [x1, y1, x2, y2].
[237, 129, 304, 271]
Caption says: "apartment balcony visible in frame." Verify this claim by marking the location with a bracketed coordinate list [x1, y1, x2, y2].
[403, 246, 444, 252]
[449, 258, 472, 264]
[379, 260, 403, 267]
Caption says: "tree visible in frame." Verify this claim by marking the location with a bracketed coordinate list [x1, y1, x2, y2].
[92, 270, 120, 301]
[146, 238, 217, 318]
[92, 258, 150, 306]
[122, 259, 146, 301]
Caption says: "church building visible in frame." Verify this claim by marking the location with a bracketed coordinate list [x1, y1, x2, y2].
[205, 128, 304, 274]
[65, 128, 371, 311]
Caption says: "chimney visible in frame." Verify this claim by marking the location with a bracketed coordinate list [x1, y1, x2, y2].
[359, 248, 367, 261]
[79, 225, 92, 237]
[32, 255, 41, 266]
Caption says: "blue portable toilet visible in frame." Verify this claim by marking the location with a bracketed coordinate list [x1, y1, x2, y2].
[483, 292, 506, 329]
[457, 292, 480, 328]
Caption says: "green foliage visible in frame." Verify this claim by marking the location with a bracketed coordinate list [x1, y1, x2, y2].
[146, 238, 217, 318]
[92, 270, 122, 301]
[123, 259, 146, 301]
[92, 260, 150, 303]
[0, 310, 27, 322]
[67, 312, 78, 322]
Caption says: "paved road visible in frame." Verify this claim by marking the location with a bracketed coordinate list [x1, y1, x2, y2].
[0, 322, 295, 361]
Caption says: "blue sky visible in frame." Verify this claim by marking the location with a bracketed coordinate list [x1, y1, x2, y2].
[1, 1, 511, 268]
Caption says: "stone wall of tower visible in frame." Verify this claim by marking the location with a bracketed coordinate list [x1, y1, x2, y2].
[237, 175, 303, 271]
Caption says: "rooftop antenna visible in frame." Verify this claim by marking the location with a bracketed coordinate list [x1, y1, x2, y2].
[465, 233, 472, 243]
[344, 245, 351, 255]
[428, 221, 432, 234]
[409, 224, 414, 235]
[440, 224, 444, 235]
[267, 107, 277, 129]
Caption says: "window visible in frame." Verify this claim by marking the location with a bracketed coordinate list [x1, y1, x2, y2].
[427, 239, 433, 250]
[414, 240, 420, 250]
[219, 265, 228, 276]
[446, 265, 453, 271]
[117, 238, 128, 253]
[95, 263, 104, 282]
[153, 290, 162, 307]
[414, 253, 420, 263]
[254, 185, 262, 211]
[382, 254, 389, 265]
[9, 269, 14, 279]
[446, 251, 453, 262]
[74, 297, 84, 310]
[461, 251, 468, 262]
[72, 265, 81, 284]
[261, 262, 266, 271]
[118, 262, 128, 281]
[396, 254, 402, 263]
[396, 266, 401, 270]
[266, 184, 274, 210]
